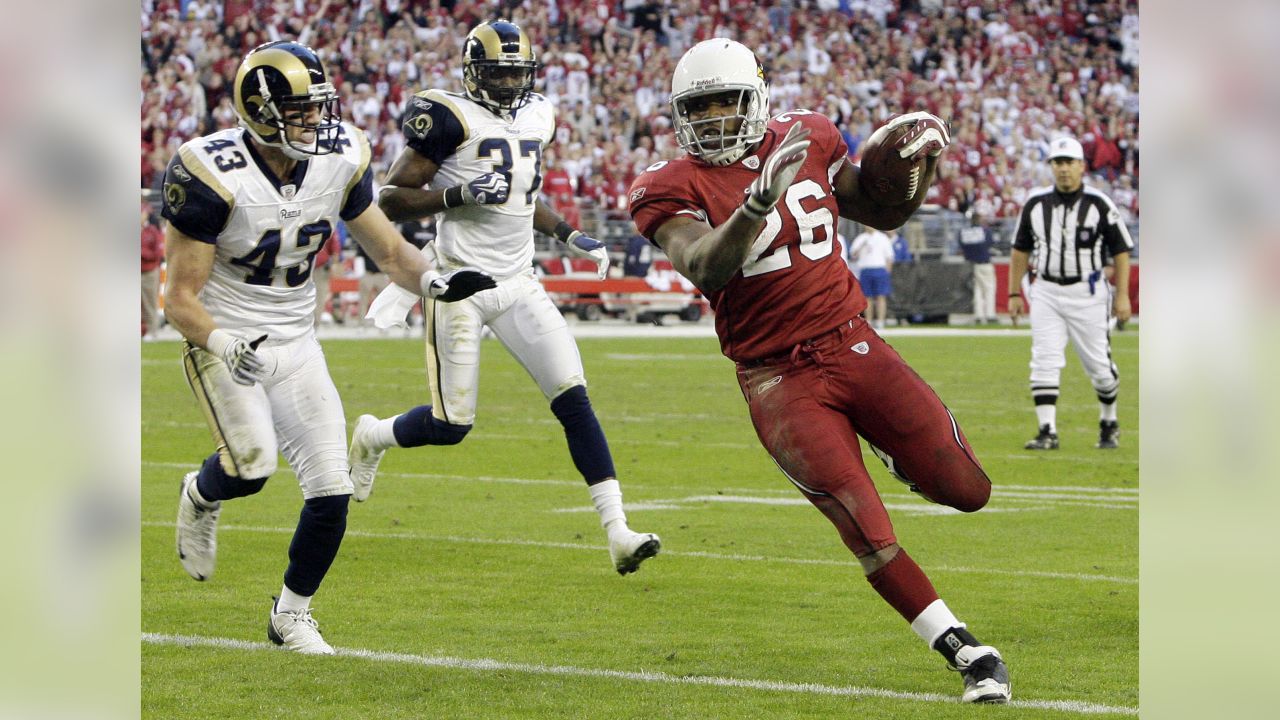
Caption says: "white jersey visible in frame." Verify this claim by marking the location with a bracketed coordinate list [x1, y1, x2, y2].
[160, 123, 373, 342]
[400, 90, 555, 279]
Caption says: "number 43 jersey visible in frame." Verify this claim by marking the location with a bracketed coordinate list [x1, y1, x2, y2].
[628, 110, 867, 363]
[400, 90, 555, 279]
[160, 122, 373, 342]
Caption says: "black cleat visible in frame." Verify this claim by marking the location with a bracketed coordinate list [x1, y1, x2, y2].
[1024, 424, 1059, 450]
[1097, 420, 1119, 449]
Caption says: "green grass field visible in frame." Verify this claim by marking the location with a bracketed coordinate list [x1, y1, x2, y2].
[142, 329, 1138, 718]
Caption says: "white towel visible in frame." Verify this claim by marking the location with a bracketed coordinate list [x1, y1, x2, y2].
[366, 283, 420, 329]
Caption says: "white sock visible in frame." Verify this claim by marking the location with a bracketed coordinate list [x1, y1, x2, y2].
[1035, 404, 1057, 432]
[909, 598, 965, 647]
[1100, 403, 1118, 422]
[588, 479, 628, 537]
[371, 415, 400, 449]
[276, 585, 312, 614]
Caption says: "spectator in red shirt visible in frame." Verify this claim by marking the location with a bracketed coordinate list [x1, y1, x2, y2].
[141, 202, 165, 338]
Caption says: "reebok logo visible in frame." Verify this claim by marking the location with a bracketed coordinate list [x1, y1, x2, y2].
[757, 375, 783, 395]
[851, 342, 869, 355]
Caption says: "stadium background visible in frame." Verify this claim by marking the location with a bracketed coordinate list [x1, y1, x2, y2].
[140, 0, 1139, 322]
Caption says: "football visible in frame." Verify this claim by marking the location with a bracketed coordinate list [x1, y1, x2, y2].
[858, 123, 926, 207]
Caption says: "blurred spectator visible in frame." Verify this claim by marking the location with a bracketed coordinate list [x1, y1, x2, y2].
[849, 227, 896, 330]
[958, 212, 996, 324]
[624, 232, 653, 277]
[312, 229, 343, 327]
[140, 201, 164, 339]
[140, 0, 1140, 244]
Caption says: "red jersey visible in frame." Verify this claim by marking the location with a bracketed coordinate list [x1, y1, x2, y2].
[628, 110, 867, 362]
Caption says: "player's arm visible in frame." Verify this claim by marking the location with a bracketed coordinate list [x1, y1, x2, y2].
[1006, 202, 1036, 321]
[162, 224, 219, 348]
[650, 123, 813, 292]
[345, 202, 496, 301]
[534, 199, 609, 279]
[377, 147, 449, 222]
[1110, 250, 1132, 322]
[650, 211, 766, 293]
[831, 156, 939, 231]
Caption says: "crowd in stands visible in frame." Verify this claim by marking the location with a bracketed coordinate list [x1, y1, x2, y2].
[141, 0, 1139, 232]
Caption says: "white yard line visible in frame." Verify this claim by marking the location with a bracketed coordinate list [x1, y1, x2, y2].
[141, 632, 1135, 715]
[140, 521, 1136, 585]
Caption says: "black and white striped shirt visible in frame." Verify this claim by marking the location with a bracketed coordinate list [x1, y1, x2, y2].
[1012, 185, 1134, 282]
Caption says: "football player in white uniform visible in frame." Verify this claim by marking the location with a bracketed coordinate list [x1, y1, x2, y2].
[350, 20, 660, 575]
[161, 40, 495, 654]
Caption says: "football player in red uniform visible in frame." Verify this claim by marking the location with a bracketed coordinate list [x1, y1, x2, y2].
[628, 39, 1010, 703]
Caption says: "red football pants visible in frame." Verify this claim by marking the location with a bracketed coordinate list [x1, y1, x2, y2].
[735, 318, 991, 558]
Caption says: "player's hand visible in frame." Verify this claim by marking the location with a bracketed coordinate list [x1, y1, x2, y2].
[743, 122, 811, 219]
[562, 231, 610, 280]
[1007, 295, 1024, 327]
[1113, 292, 1131, 323]
[207, 330, 269, 386]
[884, 111, 951, 160]
[461, 172, 510, 205]
[421, 267, 497, 302]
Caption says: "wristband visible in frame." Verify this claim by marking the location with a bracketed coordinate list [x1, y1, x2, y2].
[741, 195, 770, 221]
[553, 221, 578, 243]
[443, 186, 465, 209]
[206, 328, 235, 356]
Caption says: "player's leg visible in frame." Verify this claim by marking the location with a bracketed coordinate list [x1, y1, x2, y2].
[833, 327, 992, 513]
[178, 342, 279, 581]
[264, 337, 353, 654]
[347, 294, 482, 501]
[1065, 286, 1121, 448]
[489, 277, 659, 575]
[737, 361, 1009, 702]
[1026, 284, 1069, 447]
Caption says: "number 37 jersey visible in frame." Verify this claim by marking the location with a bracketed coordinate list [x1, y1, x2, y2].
[160, 123, 373, 342]
[628, 111, 866, 363]
[400, 90, 555, 279]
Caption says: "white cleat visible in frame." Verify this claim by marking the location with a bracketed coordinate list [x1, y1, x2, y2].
[348, 414, 385, 502]
[609, 529, 661, 576]
[176, 471, 221, 581]
[267, 599, 335, 655]
[954, 645, 1011, 704]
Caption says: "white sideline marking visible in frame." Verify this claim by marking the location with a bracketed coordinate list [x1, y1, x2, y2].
[142, 461, 1136, 509]
[552, 495, 1039, 517]
[140, 521, 1136, 584]
[141, 632, 1136, 715]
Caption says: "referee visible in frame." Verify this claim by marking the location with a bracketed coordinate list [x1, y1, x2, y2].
[1007, 136, 1134, 450]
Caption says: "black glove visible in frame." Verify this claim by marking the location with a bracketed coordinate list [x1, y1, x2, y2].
[420, 267, 498, 302]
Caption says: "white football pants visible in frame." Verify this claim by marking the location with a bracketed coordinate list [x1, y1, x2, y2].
[183, 333, 353, 498]
[1027, 278, 1118, 392]
[424, 270, 586, 425]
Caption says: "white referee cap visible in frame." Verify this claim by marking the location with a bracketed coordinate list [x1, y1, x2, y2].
[1048, 136, 1084, 161]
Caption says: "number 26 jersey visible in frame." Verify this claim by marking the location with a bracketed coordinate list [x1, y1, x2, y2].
[628, 110, 867, 363]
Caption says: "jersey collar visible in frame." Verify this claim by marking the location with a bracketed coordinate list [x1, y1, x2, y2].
[244, 137, 310, 197]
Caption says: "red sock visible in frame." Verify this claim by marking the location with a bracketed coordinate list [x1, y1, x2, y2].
[866, 548, 939, 622]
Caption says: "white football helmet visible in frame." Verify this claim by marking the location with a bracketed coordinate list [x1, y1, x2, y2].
[670, 39, 770, 167]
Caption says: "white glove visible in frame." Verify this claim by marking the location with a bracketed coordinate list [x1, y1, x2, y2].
[206, 329, 269, 386]
[562, 232, 610, 280]
[366, 284, 419, 329]
[881, 111, 951, 160]
[419, 266, 498, 302]
[742, 122, 812, 219]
